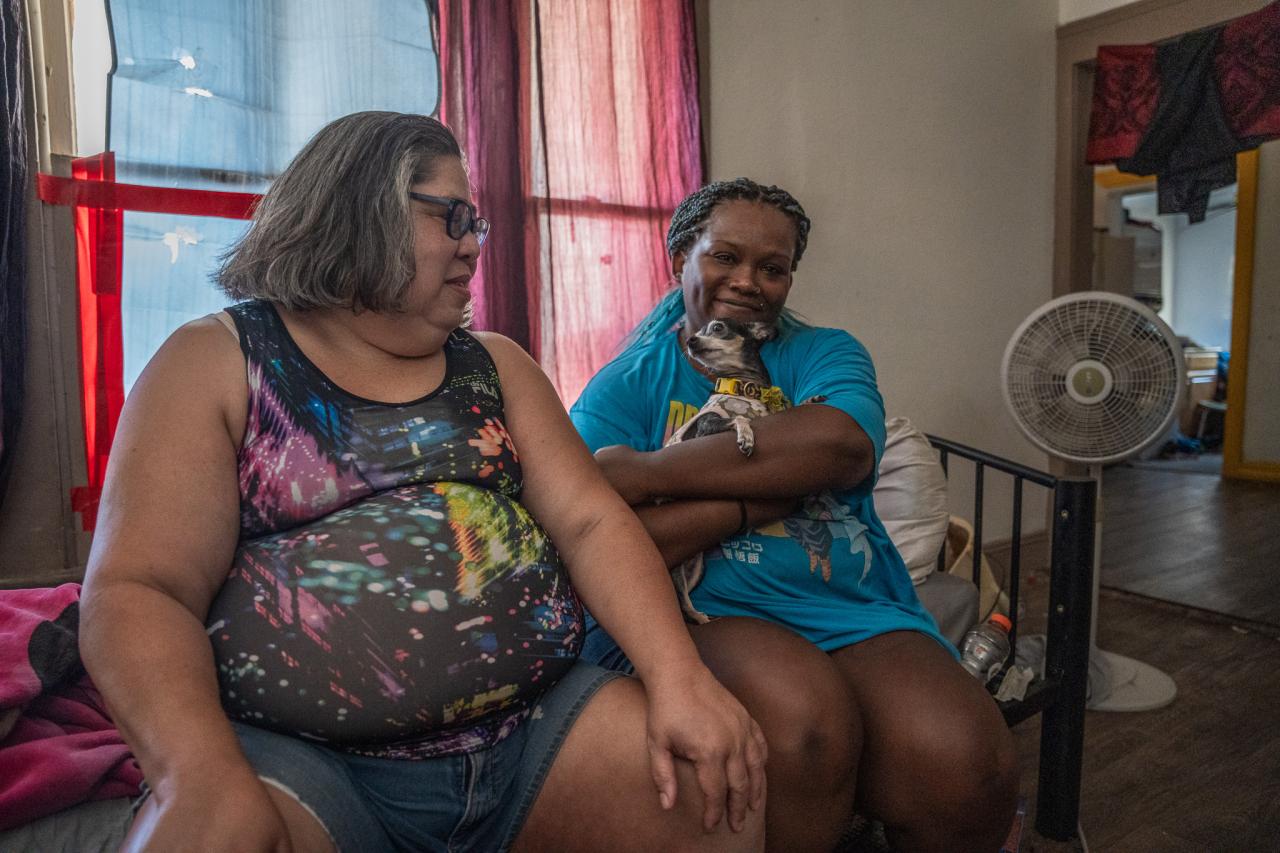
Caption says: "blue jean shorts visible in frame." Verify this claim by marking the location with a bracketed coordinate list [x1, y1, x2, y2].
[580, 618, 636, 675]
[220, 660, 620, 853]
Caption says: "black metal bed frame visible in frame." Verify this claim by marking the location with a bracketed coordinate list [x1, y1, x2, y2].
[926, 435, 1095, 843]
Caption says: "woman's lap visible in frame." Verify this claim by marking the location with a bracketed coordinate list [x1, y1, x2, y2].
[514, 676, 765, 853]
[583, 616, 1015, 831]
[139, 660, 621, 853]
[829, 628, 1013, 780]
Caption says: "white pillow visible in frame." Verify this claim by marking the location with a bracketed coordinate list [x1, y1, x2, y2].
[873, 417, 949, 584]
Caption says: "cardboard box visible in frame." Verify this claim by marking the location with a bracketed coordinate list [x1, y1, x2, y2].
[1180, 370, 1219, 435]
[1183, 347, 1222, 372]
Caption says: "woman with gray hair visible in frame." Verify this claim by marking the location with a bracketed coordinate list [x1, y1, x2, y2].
[79, 111, 767, 853]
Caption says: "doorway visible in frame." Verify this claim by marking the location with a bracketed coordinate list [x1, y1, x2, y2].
[1090, 165, 1236, 475]
[1056, 0, 1279, 481]
[1055, 0, 1280, 630]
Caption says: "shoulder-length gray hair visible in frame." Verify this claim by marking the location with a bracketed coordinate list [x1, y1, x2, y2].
[217, 111, 463, 312]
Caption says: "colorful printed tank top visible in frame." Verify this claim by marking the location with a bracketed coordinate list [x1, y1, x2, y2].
[205, 300, 583, 759]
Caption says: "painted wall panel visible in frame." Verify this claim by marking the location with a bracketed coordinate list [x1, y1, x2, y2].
[1242, 141, 1280, 462]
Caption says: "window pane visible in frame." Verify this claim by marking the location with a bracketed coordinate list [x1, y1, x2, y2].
[538, 208, 671, 403]
[120, 212, 251, 393]
[96, 0, 441, 395]
[106, 0, 439, 190]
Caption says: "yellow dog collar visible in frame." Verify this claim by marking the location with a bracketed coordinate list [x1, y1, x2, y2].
[713, 378, 790, 413]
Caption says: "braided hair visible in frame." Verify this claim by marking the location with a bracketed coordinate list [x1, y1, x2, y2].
[620, 179, 813, 351]
[666, 177, 811, 271]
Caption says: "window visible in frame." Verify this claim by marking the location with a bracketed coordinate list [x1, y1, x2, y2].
[63, 0, 440, 528]
[75, 0, 439, 390]
[436, 0, 702, 404]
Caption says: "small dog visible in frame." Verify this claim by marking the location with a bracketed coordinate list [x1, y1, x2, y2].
[667, 318, 792, 622]
[669, 318, 789, 455]
[667, 318, 869, 622]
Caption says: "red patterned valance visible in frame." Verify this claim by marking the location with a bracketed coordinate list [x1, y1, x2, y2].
[1086, 1, 1280, 221]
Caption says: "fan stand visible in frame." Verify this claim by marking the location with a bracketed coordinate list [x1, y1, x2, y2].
[1085, 464, 1178, 712]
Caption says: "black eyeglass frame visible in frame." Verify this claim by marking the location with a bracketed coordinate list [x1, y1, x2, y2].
[408, 191, 490, 245]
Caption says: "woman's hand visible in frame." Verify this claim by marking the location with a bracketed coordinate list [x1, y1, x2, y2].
[642, 662, 769, 833]
[593, 445, 655, 506]
[126, 765, 295, 853]
[477, 335, 768, 831]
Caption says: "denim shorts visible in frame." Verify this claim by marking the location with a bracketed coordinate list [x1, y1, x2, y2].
[205, 660, 619, 853]
[580, 618, 636, 675]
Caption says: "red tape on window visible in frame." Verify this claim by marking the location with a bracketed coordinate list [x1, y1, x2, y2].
[37, 158, 263, 529]
[36, 173, 261, 219]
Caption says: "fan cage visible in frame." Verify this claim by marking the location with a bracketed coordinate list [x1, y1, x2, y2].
[1002, 293, 1186, 464]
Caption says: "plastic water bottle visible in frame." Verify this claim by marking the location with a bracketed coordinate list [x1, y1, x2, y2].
[959, 613, 1013, 683]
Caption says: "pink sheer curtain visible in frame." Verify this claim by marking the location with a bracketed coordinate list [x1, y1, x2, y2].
[437, 0, 539, 355]
[438, 0, 702, 403]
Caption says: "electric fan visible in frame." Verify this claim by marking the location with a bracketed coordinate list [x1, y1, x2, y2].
[1002, 291, 1183, 712]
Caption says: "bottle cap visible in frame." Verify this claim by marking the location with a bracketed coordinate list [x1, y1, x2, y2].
[988, 613, 1012, 632]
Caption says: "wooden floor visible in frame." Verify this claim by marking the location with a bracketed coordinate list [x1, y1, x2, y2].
[834, 459, 1280, 852]
[1015, 582, 1280, 852]
[838, 572, 1280, 853]
[1016, 464, 1280, 851]
[1100, 460, 1280, 629]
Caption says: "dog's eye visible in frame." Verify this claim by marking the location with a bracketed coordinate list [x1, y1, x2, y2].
[708, 321, 725, 334]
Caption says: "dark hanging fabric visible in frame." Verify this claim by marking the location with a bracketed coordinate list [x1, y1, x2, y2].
[1, 0, 29, 510]
[1117, 28, 1240, 223]
[1087, 1, 1280, 222]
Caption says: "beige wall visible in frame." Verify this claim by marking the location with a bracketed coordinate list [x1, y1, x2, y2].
[1242, 140, 1280, 462]
[703, 1, 1058, 534]
[1059, 0, 1143, 25]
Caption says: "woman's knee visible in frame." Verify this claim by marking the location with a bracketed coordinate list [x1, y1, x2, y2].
[917, 720, 1020, 851]
[516, 677, 764, 853]
[927, 717, 1019, 816]
[874, 704, 1020, 850]
[833, 633, 1020, 848]
[691, 618, 858, 790]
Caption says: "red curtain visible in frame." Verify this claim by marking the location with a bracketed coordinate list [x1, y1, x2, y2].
[438, 0, 703, 404]
[438, 0, 539, 358]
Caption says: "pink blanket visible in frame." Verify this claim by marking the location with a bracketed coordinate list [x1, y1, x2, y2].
[0, 583, 141, 830]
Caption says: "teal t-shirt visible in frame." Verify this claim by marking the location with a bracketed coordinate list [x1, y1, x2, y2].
[570, 324, 950, 654]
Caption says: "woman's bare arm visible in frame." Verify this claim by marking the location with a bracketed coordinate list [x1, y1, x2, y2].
[80, 318, 292, 849]
[632, 497, 798, 568]
[594, 403, 875, 509]
[477, 332, 768, 832]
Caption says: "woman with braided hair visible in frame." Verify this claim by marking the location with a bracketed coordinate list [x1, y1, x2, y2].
[571, 177, 1019, 852]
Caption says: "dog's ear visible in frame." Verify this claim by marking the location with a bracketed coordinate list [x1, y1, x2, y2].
[746, 321, 778, 342]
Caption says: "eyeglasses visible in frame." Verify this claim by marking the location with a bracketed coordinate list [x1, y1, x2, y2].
[408, 192, 490, 246]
